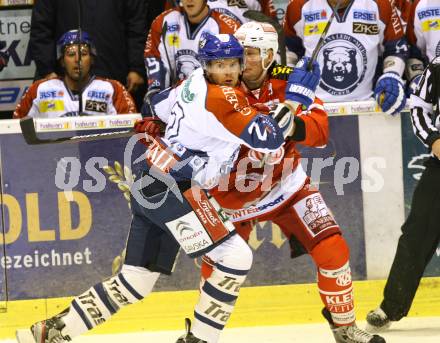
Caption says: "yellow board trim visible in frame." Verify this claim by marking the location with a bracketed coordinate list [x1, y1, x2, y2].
[1, 278, 440, 338]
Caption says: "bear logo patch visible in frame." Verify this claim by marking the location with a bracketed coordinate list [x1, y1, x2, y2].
[318, 34, 368, 96]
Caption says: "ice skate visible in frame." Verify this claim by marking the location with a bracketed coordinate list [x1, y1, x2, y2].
[322, 308, 386, 343]
[366, 307, 392, 332]
[175, 318, 207, 343]
[29, 311, 71, 343]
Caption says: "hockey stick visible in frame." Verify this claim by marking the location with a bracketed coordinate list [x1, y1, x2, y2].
[243, 10, 286, 65]
[306, 0, 342, 70]
[161, 21, 177, 86]
[20, 117, 134, 145]
[77, 0, 85, 115]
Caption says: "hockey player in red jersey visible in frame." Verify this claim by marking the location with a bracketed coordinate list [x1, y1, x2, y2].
[193, 21, 387, 343]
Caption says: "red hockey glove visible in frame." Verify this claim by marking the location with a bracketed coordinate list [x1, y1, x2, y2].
[133, 117, 165, 146]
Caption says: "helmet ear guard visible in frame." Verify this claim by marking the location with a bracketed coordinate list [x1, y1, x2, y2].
[234, 21, 278, 70]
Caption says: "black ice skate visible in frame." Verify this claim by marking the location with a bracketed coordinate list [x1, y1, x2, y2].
[175, 318, 207, 343]
[30, 310, 71, 343]
[322, 308, 386, 343]
[366, 307, 392, 332]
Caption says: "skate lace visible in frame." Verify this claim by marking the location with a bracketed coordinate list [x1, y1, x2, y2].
[347, 325, 373, 342]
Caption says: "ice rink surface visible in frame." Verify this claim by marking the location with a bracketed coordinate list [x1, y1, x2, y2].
[8, 316, 440, 343]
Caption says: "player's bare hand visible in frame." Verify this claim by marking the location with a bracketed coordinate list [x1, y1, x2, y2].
[432, 138, 440, 159]
[126, 71, 144, 93]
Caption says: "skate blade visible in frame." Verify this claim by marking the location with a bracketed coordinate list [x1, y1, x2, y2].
[16, 329, 35, 343]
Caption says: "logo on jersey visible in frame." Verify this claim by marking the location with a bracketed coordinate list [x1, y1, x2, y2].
[417, 7, 440, 20]
[166, 22, 180, 32]
[175, 49, 201, 81]
[39, 100, 64, 112]
[39, 90, 64, 99]
[304, 22, 327, 36]
[87, 90, 110, 100]
[304, 10, 327, 22]
[211, 8, 242, 23]
[167, 33, 180, 47]
[248, 146, 285, 166]
[352, 22, 379, 35]
[295, 194, 337, 236]
[182, 74, 195, 103]
[352, 10, 376, 21]
[318, 34, 367, 96]
[225, 0, 247, 8]
[422, 19, 440, 32]
[85, 100, 108, 113]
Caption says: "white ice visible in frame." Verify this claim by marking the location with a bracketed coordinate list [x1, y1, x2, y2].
[8, 316, 440, 343]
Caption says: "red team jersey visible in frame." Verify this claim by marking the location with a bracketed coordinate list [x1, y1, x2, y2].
[210, 64, 329, 221]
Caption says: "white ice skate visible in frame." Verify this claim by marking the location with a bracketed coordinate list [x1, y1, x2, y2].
[17, 312, 71, 343]
[175, 318, 207, 343]
[322, 308, 386, 343]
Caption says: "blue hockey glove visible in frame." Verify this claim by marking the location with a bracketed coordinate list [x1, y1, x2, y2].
[285, 57, 321, 109]
[406, 74, 422, 97]
[374, 72, 406, 115]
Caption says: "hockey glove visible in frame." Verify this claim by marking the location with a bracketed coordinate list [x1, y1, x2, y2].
[374, 72, 406, 116]
[270, 103, 295, 139]
[406, 74, 422, 97]
[285, 57, 321, 109]
[134, 117, 165, 146]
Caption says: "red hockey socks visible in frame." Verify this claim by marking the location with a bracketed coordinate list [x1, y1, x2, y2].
[310, 234, 355, 326]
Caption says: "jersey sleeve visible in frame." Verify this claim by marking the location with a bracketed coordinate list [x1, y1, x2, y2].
[259, 0, 277, 19]
[377, 0, 409, 70]
[13, 80, 43, 118]
[205, 85, 285, 152]
[109, 80, 137, 114]
[283, 0, 306, 58]
[291, 97, 329, 147]
[211, 11, 241, 33]
[409, 61, 440, 148]
[144, 10, 173, 91]
[150, 86, 179, 123]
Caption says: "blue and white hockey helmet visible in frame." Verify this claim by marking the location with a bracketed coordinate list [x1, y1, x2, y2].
[198, 32, 243, 68]
[57, 30, 97, 59]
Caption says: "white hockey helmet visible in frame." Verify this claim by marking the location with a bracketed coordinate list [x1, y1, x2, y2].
[234, 21, 279, 69]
